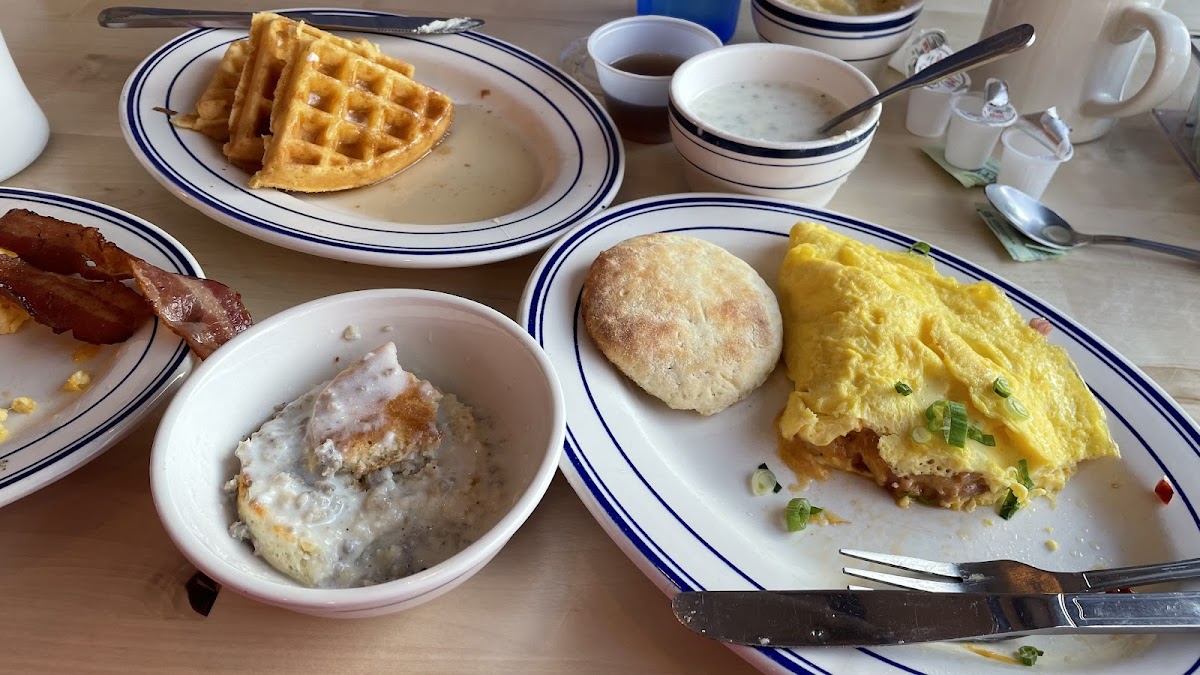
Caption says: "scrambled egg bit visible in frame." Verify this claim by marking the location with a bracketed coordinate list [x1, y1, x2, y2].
[0, 247, 29, 335]
[0, 398, 38, 444]
[776, 222, 1118, 511]
[62, 370, 92, 392]
[11, 397, 36, 414]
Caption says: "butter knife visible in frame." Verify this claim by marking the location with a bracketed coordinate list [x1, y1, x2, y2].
[97, 7, 484, 36]
[672, 590, 1200, 647]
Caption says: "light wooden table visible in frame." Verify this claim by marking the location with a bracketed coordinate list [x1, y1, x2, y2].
[2, 1, 1198, 672]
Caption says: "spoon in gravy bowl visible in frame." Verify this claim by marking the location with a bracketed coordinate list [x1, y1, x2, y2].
[815, 23, 1036, 136]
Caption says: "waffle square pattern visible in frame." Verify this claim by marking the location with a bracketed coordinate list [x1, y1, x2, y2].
[250, 38, 454, 192]
[172, 13, 452, 193]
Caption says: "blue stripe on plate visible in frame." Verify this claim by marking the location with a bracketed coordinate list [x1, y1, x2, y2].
[752, 0, 920, 34]
[668, 103, 876, 160]
[0, 189, 193, 490]
[124, 12, 621, 256]
[524, 195, 1200, 674]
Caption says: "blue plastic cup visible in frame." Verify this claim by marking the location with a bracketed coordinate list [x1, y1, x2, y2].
[637, 0, 741, 43]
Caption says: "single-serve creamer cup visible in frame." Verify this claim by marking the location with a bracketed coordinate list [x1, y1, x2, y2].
[902, 36, 970, 138]
[997, 127, 1074, 200]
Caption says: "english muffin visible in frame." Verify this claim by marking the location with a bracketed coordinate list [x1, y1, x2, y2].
[582, 233, 783, 415]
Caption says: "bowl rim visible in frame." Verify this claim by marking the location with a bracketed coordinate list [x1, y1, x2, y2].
[669, 43, 881, 154]
[149, 288, 567, 612]
[586, 14, 723, 83]
[756, 0, 924, 26]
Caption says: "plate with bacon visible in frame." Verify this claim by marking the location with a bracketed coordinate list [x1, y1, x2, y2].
[0, 188, 252, 508]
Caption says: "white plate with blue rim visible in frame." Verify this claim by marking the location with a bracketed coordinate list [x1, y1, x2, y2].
[0, 188, 194, 508]
[518, 193, 1200, 674]
[119, 8, 624, 269]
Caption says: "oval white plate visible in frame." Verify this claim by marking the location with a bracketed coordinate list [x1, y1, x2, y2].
[0, 188, 194, 508]
[119, 9, 625, 269]
[519, 194, 1200, 674]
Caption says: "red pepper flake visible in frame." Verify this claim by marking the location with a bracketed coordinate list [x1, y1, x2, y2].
[1154, 477, 1174, 504]
[1105, 587, 1135, 594]
[1029, 317, 1052, 335]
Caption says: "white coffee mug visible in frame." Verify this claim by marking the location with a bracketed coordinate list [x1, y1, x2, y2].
[973, 0, 1190, 143]
[0, 30, 50, 182]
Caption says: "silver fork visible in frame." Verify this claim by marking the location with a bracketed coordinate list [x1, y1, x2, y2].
[841, 548, 1200, 594]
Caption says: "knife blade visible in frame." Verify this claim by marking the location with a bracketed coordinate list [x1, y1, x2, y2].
[97, 7, 484, 36]
[671, 590, 1200, 647]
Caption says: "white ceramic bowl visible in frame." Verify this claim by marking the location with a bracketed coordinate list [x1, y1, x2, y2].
[150, 289, 565, 618]
[750, 0, 924, 80]
[668, 43, 880, 207]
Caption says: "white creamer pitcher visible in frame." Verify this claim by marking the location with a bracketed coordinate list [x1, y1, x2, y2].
[973, 0, 1190, 143]
[0, 30, 49, 182]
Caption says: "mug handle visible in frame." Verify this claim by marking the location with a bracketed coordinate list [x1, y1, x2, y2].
[1083, 5, 1190, 120]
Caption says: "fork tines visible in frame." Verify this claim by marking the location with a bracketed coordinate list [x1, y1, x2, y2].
[840, 548, 970, 593]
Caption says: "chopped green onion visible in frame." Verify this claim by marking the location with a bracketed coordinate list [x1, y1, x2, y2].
[1016, 458, 1034, 489]
[925, 400, 948, 432]
[758, 463, 783, 492]
[786, 498, 815, 532]
[945, 400, 968, 448]
[810, 506, 824, 516]
[1005, 396, 1031, 420]
[1016, 645, 1044, 666]
[967, 427, 997, 446]
[751, 468, 778, 496]
[911, 426, 932, 444]
[998, 489, 1021, 520]
[993, 376, 1012, 398]
[894, 381, 913, 396]
[966, 421, 996, 447]
[908, 241, 931, 255]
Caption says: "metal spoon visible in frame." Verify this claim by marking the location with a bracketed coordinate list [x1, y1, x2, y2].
[816, 23, 1036, 136]
[985, 184, 1200, 262]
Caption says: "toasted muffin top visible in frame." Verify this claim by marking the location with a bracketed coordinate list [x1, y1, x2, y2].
[582, 233, 783, 416]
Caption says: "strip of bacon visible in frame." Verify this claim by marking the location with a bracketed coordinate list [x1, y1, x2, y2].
[128, 259, 252, 360]
[1, 208, 254, 359]
[0, 255, 151, 344]
[0, 209, 134, 281]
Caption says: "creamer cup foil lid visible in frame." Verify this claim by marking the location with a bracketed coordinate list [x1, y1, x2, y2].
[916, 50, 969, 94]
[888, 28, 949, 76]
[975, 78, 1017, 127]
[1017, 107, 1073, 159]
[891, 28, 969, 93]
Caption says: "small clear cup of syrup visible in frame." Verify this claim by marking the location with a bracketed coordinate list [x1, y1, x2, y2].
[587, 16, 722, 145]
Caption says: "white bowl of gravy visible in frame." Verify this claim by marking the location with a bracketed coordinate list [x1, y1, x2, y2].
[749, 0, 924, 81]
[150, 289, 565, 617]
[668, 42, 880, 207]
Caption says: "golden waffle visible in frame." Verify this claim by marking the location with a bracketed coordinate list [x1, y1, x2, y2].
[248, 37, 454, 192]
[223, 14, 415, 171]
[171, 39, 249, 142]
